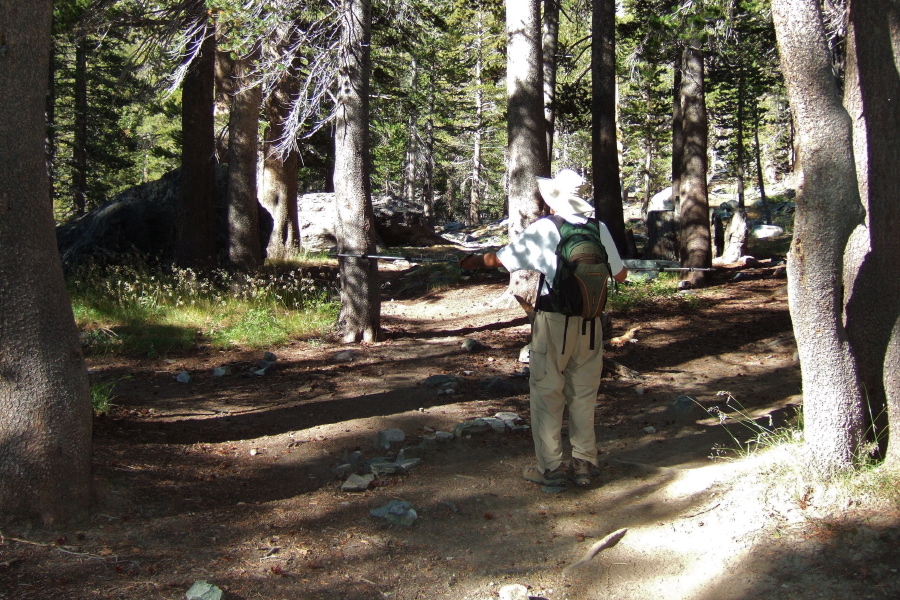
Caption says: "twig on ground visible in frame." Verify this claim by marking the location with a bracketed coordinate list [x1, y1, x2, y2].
[562, 528, 628, 575]
[682, 503, 721, 519]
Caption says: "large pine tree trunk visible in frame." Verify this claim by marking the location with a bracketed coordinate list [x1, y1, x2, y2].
[0, 0, 93, 526]
[671, 51, 684, 219]
[843, 0, 900, 466]
[592, 0, 627, 255]
[225, 49, 263, 270]
[676, 44, 712, 287]
[772, 0, 866, 473]
[177, 23, 217, 270]
[261, 70, 300, 259]
[506, 0, 549, 304]
[335, 0, 380, 343]
[542, 0, 560, 161]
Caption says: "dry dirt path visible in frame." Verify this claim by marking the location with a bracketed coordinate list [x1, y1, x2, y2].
[2, 268, 899, 600]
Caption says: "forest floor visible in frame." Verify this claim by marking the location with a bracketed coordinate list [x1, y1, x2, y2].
[3, 234, 900, 600]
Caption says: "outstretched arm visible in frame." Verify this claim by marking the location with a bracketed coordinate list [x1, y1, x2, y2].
[459, 252, 503, 270]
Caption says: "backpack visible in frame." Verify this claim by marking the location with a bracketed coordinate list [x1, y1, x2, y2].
[541, 215, 612, 319]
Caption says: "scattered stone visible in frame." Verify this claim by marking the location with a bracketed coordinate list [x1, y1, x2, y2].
[436, 388, 456, 396]
[643, 426, 657, 434]
[495, 412, 529, 432]
[341, 473, 375, 492]
[262, 351, 277, 362]
[434, 431, 454, 443]
[212, 366, 232, 377]
[732, 272, 752, 282]
[333, 463, 356, 478]
[677, 280, 692, 291]
[175, 371, 191, 383]
[453, 418, 495, 438]
[673, 395, 697, 422]
[249, 448, 259, 456]
[370, 500, 418, 526]
[376, 428, 406, 449]
[186, 580, 223, 600]
[333, 350, 356, 363]
[751, 224, 785, 239]
[461, 338, 488, 353]
[772, 266, 787, 279]
[519, 344, 531, 363]
[346, 450, 364, 468]
[419, 374, 459, 388]
[499, 583, 530, 600]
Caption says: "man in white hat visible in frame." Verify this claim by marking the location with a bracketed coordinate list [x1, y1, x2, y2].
[459, 169, 627, 487]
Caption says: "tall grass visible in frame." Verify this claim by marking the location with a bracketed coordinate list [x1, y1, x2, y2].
[68, 257, 339, 356]
[608, 272, 706, 312]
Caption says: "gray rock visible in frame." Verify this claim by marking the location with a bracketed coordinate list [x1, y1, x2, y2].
[370, 500, 418, 526]
[518, 344, 531, 363]
[213, 366, 232, 377]
[341, 473, 375, 492]
[673, 395, 698, 422]
[333, 463, 356, 478]
[376, 428, 406, 449]
[419, 374, 459, 388]
[176, 371, 191, 383]
[186, 580, 224, 600]
[333, 350, 356, 363]
[453, 418, 495, 437]
[499, 584, 530, 600]
[751, 224, 785, 239]
[461, 338, 488, 353]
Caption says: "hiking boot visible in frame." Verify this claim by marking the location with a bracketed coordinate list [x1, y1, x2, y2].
[522, 463, 568, 487]
[571, 458, 592, 487]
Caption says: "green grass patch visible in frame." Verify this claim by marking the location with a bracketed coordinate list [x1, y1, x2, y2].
[68, 258, 339, 356]
[608, 273, 706, 313]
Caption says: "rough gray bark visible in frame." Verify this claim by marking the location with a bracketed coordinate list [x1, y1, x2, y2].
[334, 0, 380, 343]
[542, 0, 560, 161]
[843, 0, 900, 465]
[506, 0, 549, 303]
[261, 69, 300, 259]
[671, 51, 684, 218]
[177, 23, 218, 270]
[0, 0, 93, 526]
[592, 0, 627, 256]
[225, 49, 263, 270]
[773, 0, 866, 473]
[676, 44, 712, 287]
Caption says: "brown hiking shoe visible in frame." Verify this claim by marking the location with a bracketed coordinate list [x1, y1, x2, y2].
[571, 458, 592, 487]
[522, 463, 568, 486]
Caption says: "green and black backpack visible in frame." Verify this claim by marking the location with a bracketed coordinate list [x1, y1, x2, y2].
[539, 215, 612, 319]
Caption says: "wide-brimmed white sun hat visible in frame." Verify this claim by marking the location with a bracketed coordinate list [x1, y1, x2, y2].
[536, 169, 594, 217]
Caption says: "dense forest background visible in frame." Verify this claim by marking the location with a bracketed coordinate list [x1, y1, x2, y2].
[48, 0, 790, 227]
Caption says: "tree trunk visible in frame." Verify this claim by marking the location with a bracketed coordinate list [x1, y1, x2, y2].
[506, 0, 549, 303]
[592, 0, 627, 256]
[677, 44, 712, 287]
[226, 48, 263, 270]
[469, 8, 485, 226]
[423, 63, 436, 227]
[335, 0, 380, 343]
[542, 0, 560, 162]
[736, 70, 746, 210]
[772, 0, 866, 473]
[261, 74, 300, 260]
[753, 110, 772, 225]
[177, 23, 218, 270]
[404, 58, 419, 205]
[46, 39, 57, 204]
[0, 0, 93, 526]
[671, 50, 684, 220]
[843, 0, 900, 465]
[72, 39, 87, 217]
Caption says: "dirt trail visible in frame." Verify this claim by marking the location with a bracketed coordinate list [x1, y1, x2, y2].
[2, 266, 899, 600]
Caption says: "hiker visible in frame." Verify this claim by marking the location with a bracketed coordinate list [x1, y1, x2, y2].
[459, 169, 627, 487]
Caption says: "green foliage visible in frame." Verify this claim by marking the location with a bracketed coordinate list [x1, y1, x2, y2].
[68, 258, 339, 356]
[707, 391, 803, 459]
[607, 273, 706, 313]
[90, 376, 130, 415]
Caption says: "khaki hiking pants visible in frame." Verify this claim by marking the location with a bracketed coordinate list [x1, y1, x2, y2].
[529, 310, 603, 472]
